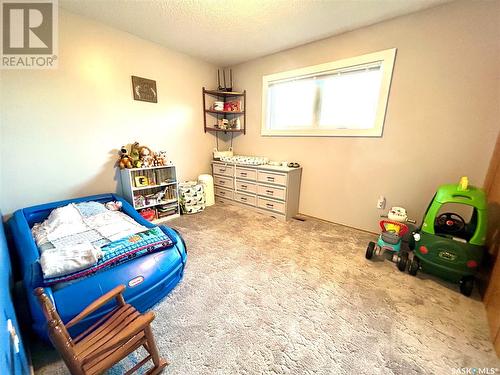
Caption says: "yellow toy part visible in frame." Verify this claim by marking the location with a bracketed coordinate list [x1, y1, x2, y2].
[458, 176, 469, 191]
[385, 222, 402, 234]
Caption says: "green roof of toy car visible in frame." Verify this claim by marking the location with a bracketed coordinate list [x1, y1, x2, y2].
[434, 183, 487, 210]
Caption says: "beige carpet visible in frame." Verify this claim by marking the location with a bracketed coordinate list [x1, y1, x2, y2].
[33, 204, 499, 374]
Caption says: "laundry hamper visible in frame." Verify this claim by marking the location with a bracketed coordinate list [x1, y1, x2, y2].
[179, 181, 206, 214]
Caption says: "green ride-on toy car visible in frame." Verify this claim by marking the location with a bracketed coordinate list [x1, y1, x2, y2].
[408, 177, 488, 296]
[366, 207, 416, 272]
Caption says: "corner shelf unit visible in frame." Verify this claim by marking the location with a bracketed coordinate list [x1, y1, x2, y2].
[120, 165, 180, 223]
[202, 87, 246, 134]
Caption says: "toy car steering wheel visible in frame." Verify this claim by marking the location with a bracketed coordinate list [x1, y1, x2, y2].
[436, 212, 466, 234]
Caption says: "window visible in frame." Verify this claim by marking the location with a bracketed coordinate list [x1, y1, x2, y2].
[261, 49, 396, 137]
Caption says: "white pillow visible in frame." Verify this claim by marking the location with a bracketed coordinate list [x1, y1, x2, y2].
[44, 204, 83, 230]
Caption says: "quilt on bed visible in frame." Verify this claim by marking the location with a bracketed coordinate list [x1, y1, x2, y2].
[31, 201, 173, 285]
[42, 226, 173, 286]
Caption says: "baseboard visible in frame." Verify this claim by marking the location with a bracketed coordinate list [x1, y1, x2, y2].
[293, 213, 378, 236]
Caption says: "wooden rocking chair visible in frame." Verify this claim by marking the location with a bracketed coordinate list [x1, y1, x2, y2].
[34, 285, 168, 375]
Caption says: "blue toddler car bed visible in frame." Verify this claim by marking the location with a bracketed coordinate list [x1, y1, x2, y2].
[8, 193, 187, 341]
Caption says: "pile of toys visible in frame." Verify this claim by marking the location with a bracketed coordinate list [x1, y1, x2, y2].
[133, 185, 178, 221]
[133, 186, 176, 209]
[365, 177, 488, 297]
[117, 142, 169, 169]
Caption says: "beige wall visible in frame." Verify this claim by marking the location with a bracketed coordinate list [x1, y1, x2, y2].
[229, 0, 500, 232]
[0, 9, 216, 215]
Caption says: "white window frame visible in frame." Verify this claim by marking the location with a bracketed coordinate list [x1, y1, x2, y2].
[261, 48, 397, 137]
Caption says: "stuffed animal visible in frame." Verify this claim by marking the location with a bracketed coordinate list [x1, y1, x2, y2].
[141, 155, 154, 168]
[121, 143, 165, 169]
[153, 151, 168, 166]
[139, 145, 152, 157]
[160, 151, 169, 163]
[118, 146, 133, 169]
[130, 142, 142, 168]
[152, 152, 161, 167]
[105, 201, 123, 211]
[139, 145, 154, 167]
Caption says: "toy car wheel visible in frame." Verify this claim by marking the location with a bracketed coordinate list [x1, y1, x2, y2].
[459, 277, 474, 297]
[397, 251, 409, 272]
[365, 242, 375, 260]
[408, 234, 416, 251]
[408, 257, 419, 276]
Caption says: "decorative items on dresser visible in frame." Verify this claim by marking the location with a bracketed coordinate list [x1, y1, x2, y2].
[212, 161, 302, 221]
[120, 165, 180, 223]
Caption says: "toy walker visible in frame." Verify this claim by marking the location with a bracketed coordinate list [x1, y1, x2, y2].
[365, 207, 416, 271]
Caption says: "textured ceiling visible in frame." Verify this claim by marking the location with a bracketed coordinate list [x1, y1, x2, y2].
[60, 0, 450, 66]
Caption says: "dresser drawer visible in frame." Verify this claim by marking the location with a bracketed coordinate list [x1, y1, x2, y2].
[214, 186, 233, 200]
[214, 175, 234, 189]
[213, 164, 234, 177]
[257, 171, 287, 186]
[215, 196, 230, 205]
[234, 192, 256, 206]
[235, 179, 257, 194]
[257, 197, 285, 214]
[257, 184, 286, 201]
[235, 167, 257, 181]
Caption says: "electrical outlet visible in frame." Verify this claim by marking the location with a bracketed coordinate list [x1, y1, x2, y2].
[377, 196, 386, 209]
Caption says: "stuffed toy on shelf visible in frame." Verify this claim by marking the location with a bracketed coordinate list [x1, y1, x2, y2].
[130, 142, 142, 168]
[118, 146, 133, 169]
[139, 145, 154, 167]
[117, 143, 168, 169]
[153, 151, 168, 166]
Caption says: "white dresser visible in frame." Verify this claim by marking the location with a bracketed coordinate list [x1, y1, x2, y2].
[212, 161, 302, 221]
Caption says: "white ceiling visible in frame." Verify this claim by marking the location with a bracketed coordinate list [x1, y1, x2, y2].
[60, 0, 450, 66]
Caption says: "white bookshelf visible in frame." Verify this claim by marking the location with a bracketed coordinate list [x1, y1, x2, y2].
[120, 164, 180, 223]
